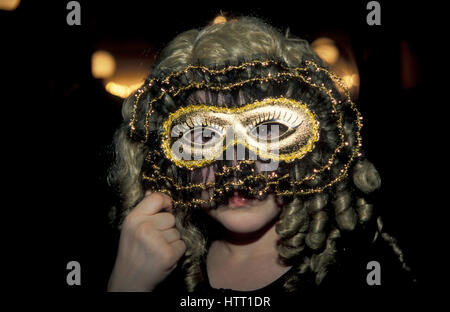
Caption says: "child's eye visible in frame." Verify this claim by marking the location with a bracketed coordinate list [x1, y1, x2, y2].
[249, 122, 290, 141]
[184, 126, 223, 145]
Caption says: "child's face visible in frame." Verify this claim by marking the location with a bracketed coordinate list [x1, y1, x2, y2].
[204, 192, 281, 234]
[198, 161, 282, 234]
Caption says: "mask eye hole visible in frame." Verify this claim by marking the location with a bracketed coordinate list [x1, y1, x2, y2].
[249, 122, 290, 141]
[183, 126, 223, 145]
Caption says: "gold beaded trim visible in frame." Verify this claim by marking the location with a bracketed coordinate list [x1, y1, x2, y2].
[143, 72, 341, 143]
[128, 59, 361, 144]
[130, 59, 295, 140]
[142, 169, 285, 191]
[158, 60, 277, 84]
[147, 70, 346, 179]
[135, 60, 362, 204]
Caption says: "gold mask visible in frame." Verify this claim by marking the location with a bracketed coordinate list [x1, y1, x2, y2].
[162, 97, 320, 169]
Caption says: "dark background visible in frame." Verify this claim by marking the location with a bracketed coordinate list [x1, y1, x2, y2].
[1, 0, 440, 303]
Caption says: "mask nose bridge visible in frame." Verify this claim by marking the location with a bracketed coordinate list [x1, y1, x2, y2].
[223, 117, 249, 165]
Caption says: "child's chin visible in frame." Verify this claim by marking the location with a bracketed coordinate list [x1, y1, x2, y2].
[218, 213, 272, 234]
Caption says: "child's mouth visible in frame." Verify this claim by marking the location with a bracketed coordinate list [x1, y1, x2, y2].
[228, 191, 252, 207]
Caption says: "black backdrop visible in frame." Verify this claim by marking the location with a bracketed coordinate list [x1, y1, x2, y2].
[1, 0, 440, 307]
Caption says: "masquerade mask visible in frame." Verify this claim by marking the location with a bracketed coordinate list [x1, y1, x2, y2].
[162, 97, 320, 169]
[129, 59, 362, 209]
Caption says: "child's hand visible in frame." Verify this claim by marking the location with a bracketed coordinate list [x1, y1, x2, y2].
[108, 192, 186, 291]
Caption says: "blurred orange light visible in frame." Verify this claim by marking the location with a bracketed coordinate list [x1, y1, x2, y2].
[105, 81, 141, 98]
[0, 0, 20, 10]
[91, 50, 116, 79]
[342, 74, 358, 89]
[311, 38, 339, 65]
[213, 15, 227, 24]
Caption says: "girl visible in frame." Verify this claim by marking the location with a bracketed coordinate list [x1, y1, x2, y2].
[107, 16, 410, 292]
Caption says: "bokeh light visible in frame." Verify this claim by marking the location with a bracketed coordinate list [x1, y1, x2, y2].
[311, 38, 340, 65]
[0, 0, 20, 11]
[91, 50, 116, 79]
[342, 73, 358, 89]
[213, 15, 227, 24]
[311, 36, 359, 99]
[105, 81, 142, 98]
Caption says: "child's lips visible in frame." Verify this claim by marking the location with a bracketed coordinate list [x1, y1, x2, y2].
[228, 191, 252, 207]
